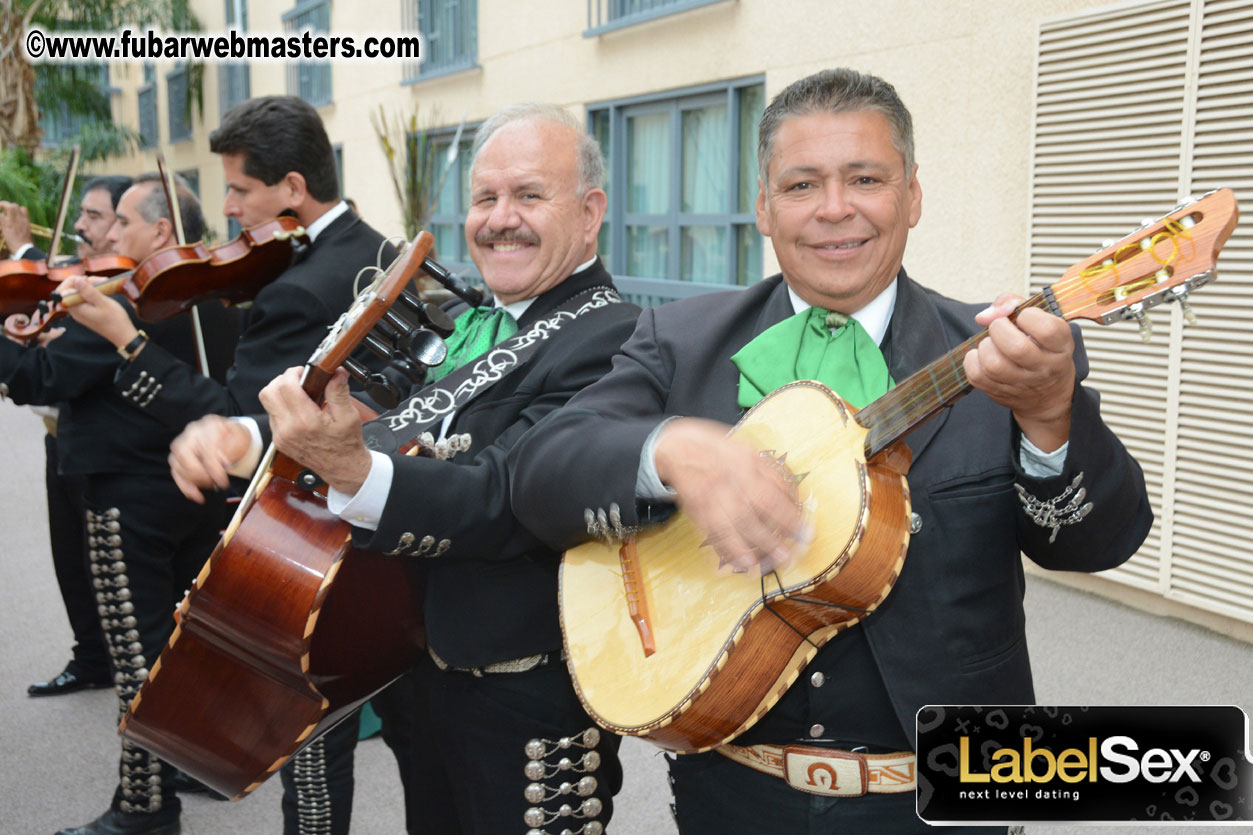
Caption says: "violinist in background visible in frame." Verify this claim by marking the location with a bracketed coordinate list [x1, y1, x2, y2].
[1, 174, 239, 835]
[61, 96, 418, 835]
[2, 175, 132, 262]
[18, 175, 135, 700]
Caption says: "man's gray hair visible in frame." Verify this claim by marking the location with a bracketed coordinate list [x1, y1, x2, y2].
[471, 103, 606, 195]
[758, 68, 915, 183]
[131, 171, 205, 243]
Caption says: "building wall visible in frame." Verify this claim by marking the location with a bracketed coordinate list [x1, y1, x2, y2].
[92, 0, 1253, 637]
[103, 0, 1106, 302]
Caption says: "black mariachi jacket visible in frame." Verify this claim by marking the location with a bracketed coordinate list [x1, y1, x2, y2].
[352, 260, 641, 669]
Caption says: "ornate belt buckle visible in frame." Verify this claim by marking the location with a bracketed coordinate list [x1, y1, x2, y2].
[781, 746, 868, 797]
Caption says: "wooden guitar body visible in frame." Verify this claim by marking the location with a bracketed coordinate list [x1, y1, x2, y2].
[119, 460, 423, 799]
[118, 233, 436, 800]
[559, 188, 1239, 757]
[560, 381, 911, 753]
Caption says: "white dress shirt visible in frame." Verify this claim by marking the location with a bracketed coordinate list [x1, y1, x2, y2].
[635, 279, 1067, 500]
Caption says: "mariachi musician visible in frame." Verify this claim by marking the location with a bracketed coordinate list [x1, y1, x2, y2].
[508, 69, 1153, 834]
[169, 104, 640, 835]
[4, 175, 138, 699]
[60, 96, 415, 835]
[1, 173, 240, 835]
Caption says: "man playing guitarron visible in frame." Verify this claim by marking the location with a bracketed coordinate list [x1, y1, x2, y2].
[509, 68, 1152, 833]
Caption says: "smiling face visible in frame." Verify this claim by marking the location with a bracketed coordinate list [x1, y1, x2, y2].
[756, 109, 922, 313]
[464, 119, 606, 305]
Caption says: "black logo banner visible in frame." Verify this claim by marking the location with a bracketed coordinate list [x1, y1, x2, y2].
[917, 706, 1252, 824]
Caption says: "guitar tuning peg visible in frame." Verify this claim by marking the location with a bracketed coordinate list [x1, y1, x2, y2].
[1171, 286, 1198, 326]
[1127, 304, 1153, 343]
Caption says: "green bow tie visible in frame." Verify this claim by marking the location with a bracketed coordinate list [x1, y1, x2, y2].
[731, 305, 893, 410]
[426, 305, 519, 384]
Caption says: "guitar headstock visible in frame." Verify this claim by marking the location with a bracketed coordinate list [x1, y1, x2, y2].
[303, 231, 434, 398]
[1049, 188, 1239, 339]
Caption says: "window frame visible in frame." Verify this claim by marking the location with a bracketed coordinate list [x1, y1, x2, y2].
[589, 75, 764, 300]
[404, 0, 478, 84]
[585, 0, 731, 37]
[422, 125, 478, 276]
[219, 0, 251, 117]
[283, 0, 333, 106]
[138, 63, 158, 149]
[166, 63, 192, 143]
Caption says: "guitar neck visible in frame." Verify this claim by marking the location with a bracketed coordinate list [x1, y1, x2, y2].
[856, 291, 1053, 459]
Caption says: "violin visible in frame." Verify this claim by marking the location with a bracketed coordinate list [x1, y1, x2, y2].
[0, 255, 136, 318]
[6, 215, 308, 341]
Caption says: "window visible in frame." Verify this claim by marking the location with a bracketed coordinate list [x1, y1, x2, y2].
[166, 64, 191, 143]
[590, 78, 764, 303]
[585, 0, 730, 37]
[1029, 0, 1253, 625]
[333, 145, 344, 196]
[39, 64, 111, 147]
[406, 0, 477, 82]
[284, 0, 332, 106]
[424, 129, 475, 269]
[138, 64, 158, 149]
[177, 168, 200, 198]
[220, 0, 251, 117]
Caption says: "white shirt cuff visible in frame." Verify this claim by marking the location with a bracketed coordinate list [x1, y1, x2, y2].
[636, 417, 679, 501]
[1020, 436, 1068, 479]
[13, 243, 36, 260]
[327, 450, 394, 531]
[227, 417, 265, 478]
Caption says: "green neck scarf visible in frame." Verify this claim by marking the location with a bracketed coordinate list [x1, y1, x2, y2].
[426, 305, 519, 384]
[730, 305, 893, 410]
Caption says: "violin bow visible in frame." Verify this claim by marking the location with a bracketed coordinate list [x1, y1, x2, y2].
[45, 145, 81, 264]
[156, 152, 211, 378]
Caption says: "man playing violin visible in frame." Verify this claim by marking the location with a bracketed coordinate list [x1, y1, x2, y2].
[62, 96, 417, 835]
[1, 175, 133, 262]
[168, 104, 640, 835]
[1, 173, 239, 835]
[12, 175, 136, 700]
[507, 69, 1154, 834]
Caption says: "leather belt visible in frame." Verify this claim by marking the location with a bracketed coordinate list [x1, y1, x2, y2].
[428, 645, 552, 677]
[717, 743, 917, 797]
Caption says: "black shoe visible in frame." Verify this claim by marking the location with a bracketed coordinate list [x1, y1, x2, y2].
[164, 769, 230, 801]
[55, 809, 180, 835]
[27, 667, 113, 697]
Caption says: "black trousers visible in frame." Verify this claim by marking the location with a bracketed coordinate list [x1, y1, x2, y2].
[280, 670, 421, 835]
[410, 650, 623, 835]
[668, 750, 1007, 834]
[83, 472, 228, 821]
[45, 433, 109, 678]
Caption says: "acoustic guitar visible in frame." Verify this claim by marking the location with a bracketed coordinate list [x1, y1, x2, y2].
[559, 188, 1240, 753]
[119, 233, 438, 799]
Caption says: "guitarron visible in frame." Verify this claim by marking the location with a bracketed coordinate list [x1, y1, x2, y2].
[120, 233, 441, 799]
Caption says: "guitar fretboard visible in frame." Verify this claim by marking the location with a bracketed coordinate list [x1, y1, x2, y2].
[855, 292, 1053, 459]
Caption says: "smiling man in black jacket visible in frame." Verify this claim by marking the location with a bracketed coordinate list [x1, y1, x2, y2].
[169, 104, 641, 835]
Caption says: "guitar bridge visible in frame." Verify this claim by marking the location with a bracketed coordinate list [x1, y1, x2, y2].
[619, 537, 656, 658]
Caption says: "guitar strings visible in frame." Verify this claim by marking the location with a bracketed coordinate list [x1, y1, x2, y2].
[857, 212, 1203, 450]
[757, 570, 872, 653]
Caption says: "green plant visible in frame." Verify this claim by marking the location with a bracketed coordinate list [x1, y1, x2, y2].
[371, 104, 464, 241]
[0, 147, 80, 255]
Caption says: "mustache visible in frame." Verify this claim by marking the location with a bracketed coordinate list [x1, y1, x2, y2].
[474, 229, 539, 246]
